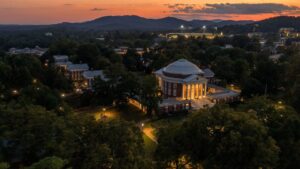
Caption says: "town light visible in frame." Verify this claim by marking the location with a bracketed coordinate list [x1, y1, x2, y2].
[141, 123, 144, 127]
[12, 89, 19, 95]
[61, 93, 66, 98]
[59, 106, 64, 111]
[102, 108, 106, 112]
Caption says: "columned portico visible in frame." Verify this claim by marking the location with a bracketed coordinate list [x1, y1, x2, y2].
[180, 82, 206, 100]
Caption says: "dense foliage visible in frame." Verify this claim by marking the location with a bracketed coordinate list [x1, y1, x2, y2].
[0, 29, 299, 169]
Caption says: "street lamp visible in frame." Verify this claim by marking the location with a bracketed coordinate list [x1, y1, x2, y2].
[61, 93, 66, 98]
[32, 79, 37, 84]
[12, 89, 19, 95]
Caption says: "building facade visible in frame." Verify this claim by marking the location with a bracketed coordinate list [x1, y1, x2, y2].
[155, 59, 208, 99]
[82, 70, 108, 89]
[66, 64, 89, 82]
[155, 59, 209, 112]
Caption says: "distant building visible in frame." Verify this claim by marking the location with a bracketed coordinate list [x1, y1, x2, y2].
[279, 27, 300, 38]
[96, 37, 105, 41]
[54, 55, 68, 63]
[247, 32, 263, 38]
[114, 46, 128, 55]
[135, 48, 146, 56]
[66, 64, 89, 83]
[166, 32, 221, 40]
[45, 32, 53, 37]
[8, 46, 48, 56]
[82, 70, 108, 89]
[269, 54, 283, 62]
[53, 55, 72, 72]
[223, 44, 234, 49]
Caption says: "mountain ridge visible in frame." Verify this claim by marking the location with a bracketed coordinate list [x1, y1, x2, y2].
[0, 15, 253, 31]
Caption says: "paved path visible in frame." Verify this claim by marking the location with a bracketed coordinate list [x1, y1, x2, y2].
[143, 127, 158, 144]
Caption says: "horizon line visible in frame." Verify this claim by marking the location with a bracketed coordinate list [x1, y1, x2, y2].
[0, 15, 297, 26]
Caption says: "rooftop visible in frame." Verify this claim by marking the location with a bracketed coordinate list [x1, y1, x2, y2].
[203, 68, 215, 78]
[67, 64, 89, 71]
[83, 70, 108, 81]
[162, 59, 204, 76]
[54, 55, 68, 60]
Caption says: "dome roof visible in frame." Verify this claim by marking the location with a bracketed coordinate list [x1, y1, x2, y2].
[163, 59, 203, 76]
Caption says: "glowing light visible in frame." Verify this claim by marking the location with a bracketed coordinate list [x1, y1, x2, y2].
[12, 89, 19, 95]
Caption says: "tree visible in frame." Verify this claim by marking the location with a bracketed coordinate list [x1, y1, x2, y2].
[240, 97, 300, 169]
[26, 156, 66, 169]
[0, 104, 71, 166]
[0, 163, 9, 169]
[76, 43, 102, 69]
[123, 49, 140, 71]
[139, 75, 162, 116]
[156, 106, 279, 169]
[155, 125, 190, 169]
[71, 120, 150, 169]
[93, 64, 140, 105]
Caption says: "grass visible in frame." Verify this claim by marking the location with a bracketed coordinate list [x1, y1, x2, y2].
[74, 104, 190, 159]
[116, 104, 147, 122]
[74, 104, 147, 122]
[150, 113, 189, 130]
[143, 133, 157, 157]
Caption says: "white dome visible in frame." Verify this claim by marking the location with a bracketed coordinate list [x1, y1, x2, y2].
[163, 59, 203, 76]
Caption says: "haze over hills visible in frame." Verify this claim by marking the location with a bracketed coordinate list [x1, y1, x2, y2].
[0, 15, 299, 32]
[0, 15, 253, 31]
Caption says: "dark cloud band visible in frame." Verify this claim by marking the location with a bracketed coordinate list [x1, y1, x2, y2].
[167, 3, 300, 15]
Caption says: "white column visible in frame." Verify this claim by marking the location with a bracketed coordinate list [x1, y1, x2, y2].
[200, 84, 203, 98]
[190, 84, 194, 99]
[187, 84, 190, 99]
[204, 83, 207, 96]
[196, 84, 199, 99]
[181, 84, 186, 99]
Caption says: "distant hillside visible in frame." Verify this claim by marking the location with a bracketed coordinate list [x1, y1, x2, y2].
[0, 15, 253, 32]
[222, 16, 300, 33]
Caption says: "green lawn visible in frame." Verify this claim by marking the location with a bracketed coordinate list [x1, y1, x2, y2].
[150, 113, 189, 130]
[116, 104, 147, 122]
[74, 104, 147, 122]
[143, 133, 157, 157]
[75, 104, 189, 159]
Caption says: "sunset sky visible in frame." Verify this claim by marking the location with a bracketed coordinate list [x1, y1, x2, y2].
[1, 0, 300, 24]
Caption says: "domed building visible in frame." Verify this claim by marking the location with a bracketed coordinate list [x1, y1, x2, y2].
[155, 59, 210, 111]
[155, 59, 207, 99]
